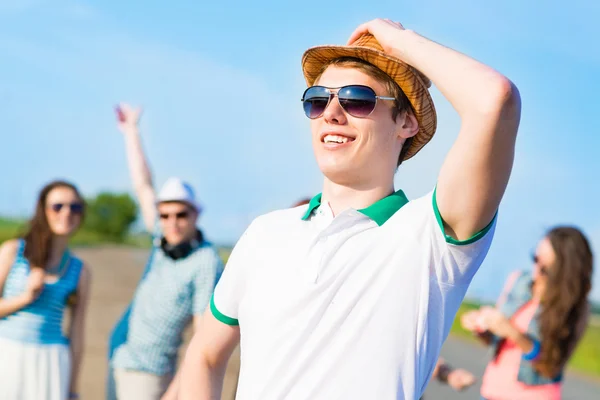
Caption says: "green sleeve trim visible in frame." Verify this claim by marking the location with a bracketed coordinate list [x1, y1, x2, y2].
[432, 187, 496, 246]
[210, 294, 239, 326]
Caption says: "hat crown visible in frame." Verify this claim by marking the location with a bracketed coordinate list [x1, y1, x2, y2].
[159, 177, 194, 198]
[349, 33, 432, 88]
[157, 177, 201, 212]
[350, 33, 383, 51]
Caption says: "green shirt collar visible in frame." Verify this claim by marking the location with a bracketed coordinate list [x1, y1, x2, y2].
[301, 190, 409, 226]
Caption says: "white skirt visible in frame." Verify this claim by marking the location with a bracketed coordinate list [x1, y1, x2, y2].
[0, 336, 71, 400]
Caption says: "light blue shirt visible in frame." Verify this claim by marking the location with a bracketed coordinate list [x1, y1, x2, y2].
[0, 239, 83, 345]
[109, 235, 223, 375]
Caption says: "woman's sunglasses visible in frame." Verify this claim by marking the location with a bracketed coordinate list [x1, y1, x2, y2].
[48, 203, 84, 214]
[531, 253, 550, 276]
[301, 85, 395, 119]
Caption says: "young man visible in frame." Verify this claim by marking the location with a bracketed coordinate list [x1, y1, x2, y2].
[106, 104, 224, 400]
[179, 19, 521, 400]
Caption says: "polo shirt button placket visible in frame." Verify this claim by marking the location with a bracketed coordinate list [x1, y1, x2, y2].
[306, 234, 326, 284]
[304, 239, 316, 284]
[315, 234, 331, 283]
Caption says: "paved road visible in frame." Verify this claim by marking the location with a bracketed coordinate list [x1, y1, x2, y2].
[423, 337, 600, 399]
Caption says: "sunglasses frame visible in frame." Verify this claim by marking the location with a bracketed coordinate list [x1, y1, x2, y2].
[159, 211, 191, 221]
[301, 84, 396, 119]
[531, 253, 550, 276]
[48, 203, 84, 214]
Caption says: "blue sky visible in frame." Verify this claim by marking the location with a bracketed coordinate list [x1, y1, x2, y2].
[1, 0, 598, 301]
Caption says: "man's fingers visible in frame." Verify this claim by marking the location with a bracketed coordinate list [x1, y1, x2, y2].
[115, 103, 142, 124]
[347, 18, 405, 45]
[347, 23, 370, 45]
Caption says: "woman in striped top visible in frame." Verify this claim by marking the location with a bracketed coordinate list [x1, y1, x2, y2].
[0, 180, 92, 400]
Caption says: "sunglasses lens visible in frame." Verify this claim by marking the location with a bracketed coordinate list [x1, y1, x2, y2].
[302, 86, 330, 119]
[70, 203, 83, 214]
[51, 204, 63, 212]
[338, 85, 378, 117]
[532, 253, 550, 276]
[160, 211, 190, 220]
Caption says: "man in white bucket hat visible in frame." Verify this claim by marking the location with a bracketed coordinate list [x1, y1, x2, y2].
[106, 104, 223, 400]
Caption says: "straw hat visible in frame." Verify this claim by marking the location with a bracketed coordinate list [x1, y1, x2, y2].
[301, 33, 437, 161]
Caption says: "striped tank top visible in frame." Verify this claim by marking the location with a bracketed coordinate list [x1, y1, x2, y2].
[0, 239, 83, 345]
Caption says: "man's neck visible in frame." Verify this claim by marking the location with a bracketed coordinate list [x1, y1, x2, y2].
[322, 178, 395, 217]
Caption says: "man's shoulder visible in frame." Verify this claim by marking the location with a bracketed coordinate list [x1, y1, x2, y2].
[198, 240, 219, 254]
[386, 190, 434, 225]
[190, 242, 223, 267]
[405, 190, 434, 209]
[249, 205, 308, 232]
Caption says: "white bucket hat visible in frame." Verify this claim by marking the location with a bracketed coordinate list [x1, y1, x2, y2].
[156, 177, 202, 213]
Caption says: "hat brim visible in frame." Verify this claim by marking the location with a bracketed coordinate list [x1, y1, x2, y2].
[157, 199, 202, 213]
[302, 44, 437, 160]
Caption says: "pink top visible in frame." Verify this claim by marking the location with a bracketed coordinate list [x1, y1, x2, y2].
[480, 300, 562, 400]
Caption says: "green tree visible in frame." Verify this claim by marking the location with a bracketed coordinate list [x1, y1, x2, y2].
[84, 192, 138, 242]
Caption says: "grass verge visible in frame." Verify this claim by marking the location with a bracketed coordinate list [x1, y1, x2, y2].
[0, 217, 151, 248]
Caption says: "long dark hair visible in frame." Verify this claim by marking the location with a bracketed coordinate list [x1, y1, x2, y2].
[22, 180, 85, 269]
[535, 226, 593, 378]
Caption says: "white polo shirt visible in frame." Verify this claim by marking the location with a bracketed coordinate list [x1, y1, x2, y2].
[211, 189, 495, 400]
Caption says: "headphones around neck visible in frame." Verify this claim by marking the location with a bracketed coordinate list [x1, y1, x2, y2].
[159, 229, 204, 260]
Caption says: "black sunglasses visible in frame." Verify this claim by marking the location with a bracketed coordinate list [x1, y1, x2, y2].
[48, 203, 84, 214]
[301, 85, 395, 119]
[159, 211, 190, 220]
[531, 253, 550, 276]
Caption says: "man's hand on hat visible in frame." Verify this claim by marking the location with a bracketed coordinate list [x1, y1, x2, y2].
[347, 18, 408, 59]
[115, 103, 143, 135]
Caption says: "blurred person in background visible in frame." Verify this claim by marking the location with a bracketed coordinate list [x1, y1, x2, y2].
[106, 104, 224, 400]
[462, 226, 593, 400]
[0, 180, 92, 400]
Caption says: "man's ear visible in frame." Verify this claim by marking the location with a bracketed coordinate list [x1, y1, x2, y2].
[397, 111, 419, 139]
